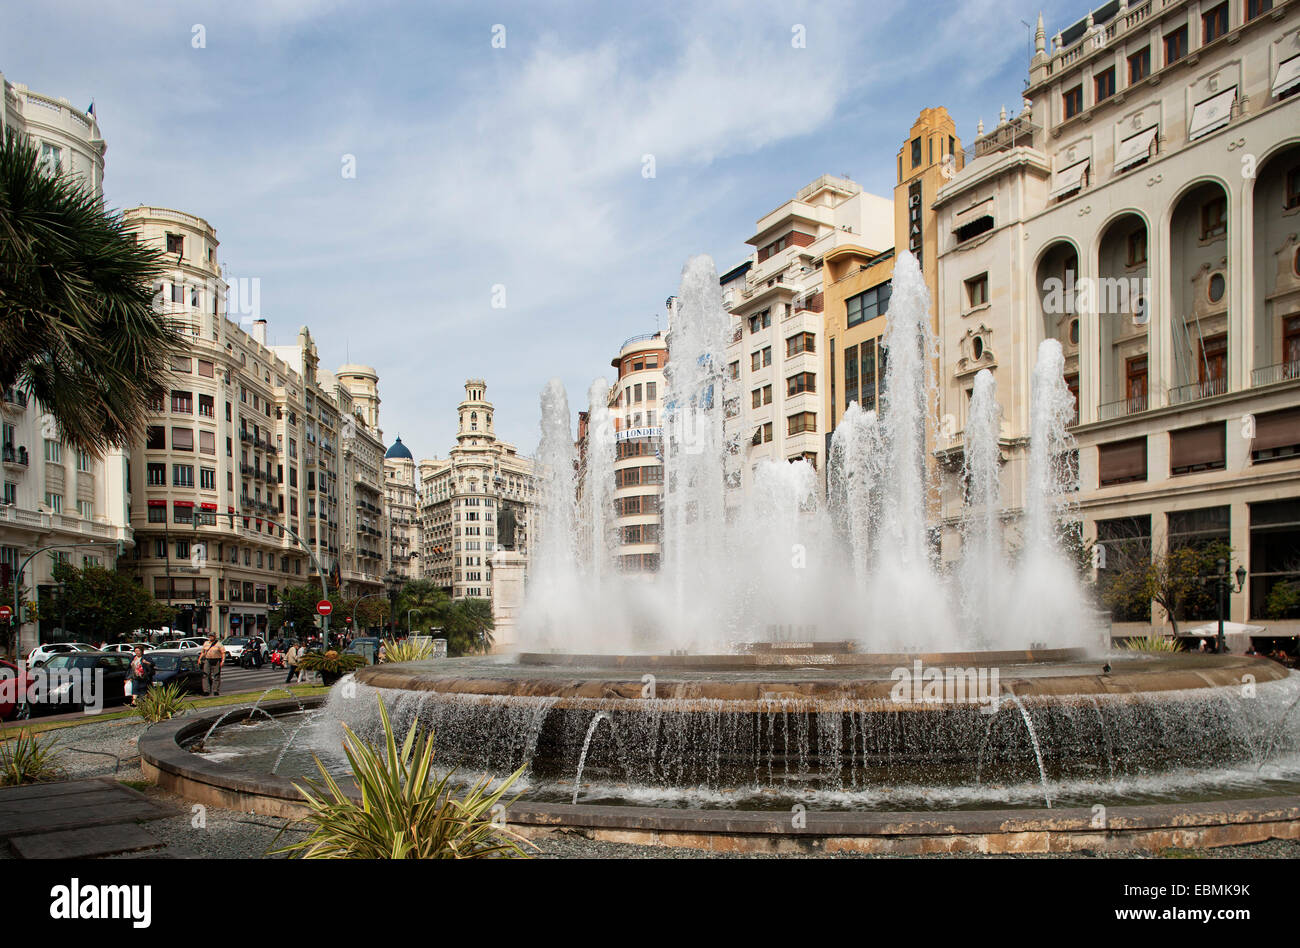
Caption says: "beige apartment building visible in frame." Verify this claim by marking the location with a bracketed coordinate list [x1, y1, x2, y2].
[418, 380, 535, 599]
[722, 175, 893, 505]
[119, 208, 316, 639]
[320, 365, 387, 597]
[1, 78, 128, 655]
[608, 332, 669, 572]
[383, 438, 420, 579]
[931, 0, 1300, 632]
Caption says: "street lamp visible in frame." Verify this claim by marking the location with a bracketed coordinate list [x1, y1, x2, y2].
[1213, 558, 1248, 654]
[383, 569, 402, 639]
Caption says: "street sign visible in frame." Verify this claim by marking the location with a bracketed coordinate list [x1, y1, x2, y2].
[0, 605, 11, 621]
[316, 600, 333, 616]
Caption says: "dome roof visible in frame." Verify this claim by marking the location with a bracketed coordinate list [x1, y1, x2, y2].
[384, 437, 413, 460]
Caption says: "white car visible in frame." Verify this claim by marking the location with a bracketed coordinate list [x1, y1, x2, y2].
[25, 642, 97, 667]
[158, 638, 206, 653]
[101, 642, 156, 654]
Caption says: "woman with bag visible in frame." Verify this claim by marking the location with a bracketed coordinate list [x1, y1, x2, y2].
[127, 646, 156, 708]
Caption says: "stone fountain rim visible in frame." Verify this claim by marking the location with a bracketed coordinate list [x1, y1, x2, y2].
[137, 693, 1300, 854]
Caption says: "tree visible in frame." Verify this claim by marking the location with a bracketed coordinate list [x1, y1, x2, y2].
[397, 579, 451, 633]
[0, 130, 181, 454]
[1100, 539, 1232, 636]
[48, 562, 173, 643]
[269, 584, 341, 638]
[444, 598, 495, 656]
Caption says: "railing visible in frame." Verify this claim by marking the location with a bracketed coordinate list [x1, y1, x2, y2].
[2, 445, 30, 466]
[619, 332, 661, 352]
[1168, 376, 1228, 406]
[2, 389, 29, 408]
[1252, 360, 1300, 387]
[1098, 393, 1149, 421]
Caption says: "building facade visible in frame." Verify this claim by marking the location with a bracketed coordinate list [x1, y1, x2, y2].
[383, 438, 420, 580]
[417, 381, 535, 599]
[930, 0, 1300, 632]
[2, 78, 127, 655]
[722, 175, 893, 505]
[609, 332, 668, 572]
[321, 365, 387, 597]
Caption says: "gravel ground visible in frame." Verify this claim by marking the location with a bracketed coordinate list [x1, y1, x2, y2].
[8, 716, 1300, 859]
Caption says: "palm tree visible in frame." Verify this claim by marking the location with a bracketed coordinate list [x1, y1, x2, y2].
[0, 130, 181, 454]
[447, 598, 495, 655]
[397, 579, 452, 633]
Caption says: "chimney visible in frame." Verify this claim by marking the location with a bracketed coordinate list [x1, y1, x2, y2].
[252, 318, 267, 344]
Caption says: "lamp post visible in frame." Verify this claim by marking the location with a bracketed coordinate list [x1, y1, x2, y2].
[1213, 558, 1248, 654]
[383, 569, 402, 639]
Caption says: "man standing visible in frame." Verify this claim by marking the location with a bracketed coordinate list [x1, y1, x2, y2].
[198, 634, 225, 696]
[283, 640, 300, 685]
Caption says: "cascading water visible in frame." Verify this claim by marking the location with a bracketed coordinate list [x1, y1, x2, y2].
[958, 369, 1003, 647]
[581, 378, 617, 594]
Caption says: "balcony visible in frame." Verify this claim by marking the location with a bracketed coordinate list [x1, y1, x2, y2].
[2, 444, 30, 469]
[1253, 359, 1300, 388]
[1098, 393, 1149, 421]
[2, 389, 28, 414]
[1168, 376, 1228, 406]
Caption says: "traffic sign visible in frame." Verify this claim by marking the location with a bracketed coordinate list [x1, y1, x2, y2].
[316, 600, 333, 616]
[0, 605, 11, 621]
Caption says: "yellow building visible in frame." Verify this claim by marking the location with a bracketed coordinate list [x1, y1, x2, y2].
[823, 108, 963, 435]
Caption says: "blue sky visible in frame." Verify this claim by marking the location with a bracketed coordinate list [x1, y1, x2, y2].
[5, 0, 1085, 458]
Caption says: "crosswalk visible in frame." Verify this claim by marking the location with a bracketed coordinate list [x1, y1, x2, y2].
[202, 663, 325, 695]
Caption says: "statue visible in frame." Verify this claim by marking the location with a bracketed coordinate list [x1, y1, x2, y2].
[498, 504, 517, 551]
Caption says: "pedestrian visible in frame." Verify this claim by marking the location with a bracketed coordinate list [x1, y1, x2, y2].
[284, 640, 300, 685]
[377, 641, 387, 664]
[198, 633, 225, 696]
[126, 646, 156, 707]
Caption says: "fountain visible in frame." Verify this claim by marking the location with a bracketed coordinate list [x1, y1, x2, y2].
[149, 250, 1300, 852]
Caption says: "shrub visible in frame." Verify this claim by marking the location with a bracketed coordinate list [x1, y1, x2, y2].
[135, 682, 188, 723]
[270, 697, 533, 859]
[295, 650, 366, 675]
[381, 637, 434, 663]
[1121, 634, 1183, 653]
[0, 729, 66, 786]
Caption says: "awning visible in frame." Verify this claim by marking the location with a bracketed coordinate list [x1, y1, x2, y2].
[1272, 55, 1300, 98]
[1050, 159, 1090, 198]
[954, 198, 993, 228]
[173, 500, 194, 507]
[1188, 87, 1237, 140]
[200, 502, 218, 511]
[147, 499, 166, 507]
[1115, 126, 1158, 171]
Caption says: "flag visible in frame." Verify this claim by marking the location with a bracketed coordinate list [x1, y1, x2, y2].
[87, 101, 95, 117]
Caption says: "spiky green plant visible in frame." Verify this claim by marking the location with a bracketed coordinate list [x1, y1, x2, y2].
[1121, 634, 1183, 653]
[134, 681, 188, 723]
[294, 650, 366, 675]
[380, 637, 434, 663]
[0, 728, 66, 786]
[270, 697, 533, 859]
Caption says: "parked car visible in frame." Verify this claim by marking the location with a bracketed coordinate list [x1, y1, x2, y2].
[19, 652, 132, 715]
[344, 637, 383, 665]
[145, 650, 204, 694]
[0, 659, 18, 720]
[158, 638, 205, 654]
[101, 642, 157, 654]
[25, 642, 98, 668]
[222, 636, 266, 665]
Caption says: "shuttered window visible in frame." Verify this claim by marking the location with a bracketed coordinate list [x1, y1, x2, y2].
[1098, 437, 1147, 486]
[1170, 422, 1226, 475]
[1251, 407, 1300, 462]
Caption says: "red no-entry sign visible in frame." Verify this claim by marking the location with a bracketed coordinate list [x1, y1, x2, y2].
[0, 605, 11, 621]
[316, 600, 333, 616]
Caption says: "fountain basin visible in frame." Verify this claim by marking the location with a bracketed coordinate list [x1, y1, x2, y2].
[138, 696, 1300, 854]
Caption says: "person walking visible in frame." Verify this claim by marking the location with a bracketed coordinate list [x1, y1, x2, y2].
[284, 640, 301, 685]
[199, 634, 225, 696]
[126, 646, 156, 707]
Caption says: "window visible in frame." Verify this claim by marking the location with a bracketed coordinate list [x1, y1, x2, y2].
[1170, 423, 1226, 475]
[154, 540, 167, 559]
[787, 412, 817, 435]
[44, 492, 63, 514]
[170, 355, 191, 373]
[1164, 26, 1187, 66]
[166, 233, 184, 257]
[1248, 0, 1273, 19]
[200, 468, 216, 490]
[1202, 2, 1228, 44]
[147, 463, 165, 486]
[751, 351, 762, 372]
[787, 372, 816, 396]
[148, 505, 166, 523]
[1125, 355, 1149, 413]
[762, 422, 773, 443]
[1063, 84, 1083, 119]
[197, 359, 214, 378]
[1249, 406, 1300, 462]
[1129, 47, 1150, 84]
[76, 500, 92, 519]
[1201, 197, 1227, 240]
[1098, 437, 1148, 486]
[1284, 167, 1299, 210]
[171, 390, 193, 413]
[1127, 230, 1147, 266]
[646, 381, 657, 400]
[751, 385, 772, 408]
[911, 137, 922, 168]
[171, 428, 194, 452]
[728, 361, 740, 380]
[39, 142, 61, 174]
[1094, 67, 1116, 103]
[76, 450, 92, 472]
[198, 394, 214, 417]
[762, 347, 772, 367]
[3, 482, 15, 505]
[748, 310, 771, 333]
[786, 332, 815, 357]
[846, 283, 891, 328]
[965, 273, 988, 308]
[1207, 273, 1226, 304]
[173, 464, 194, 487]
